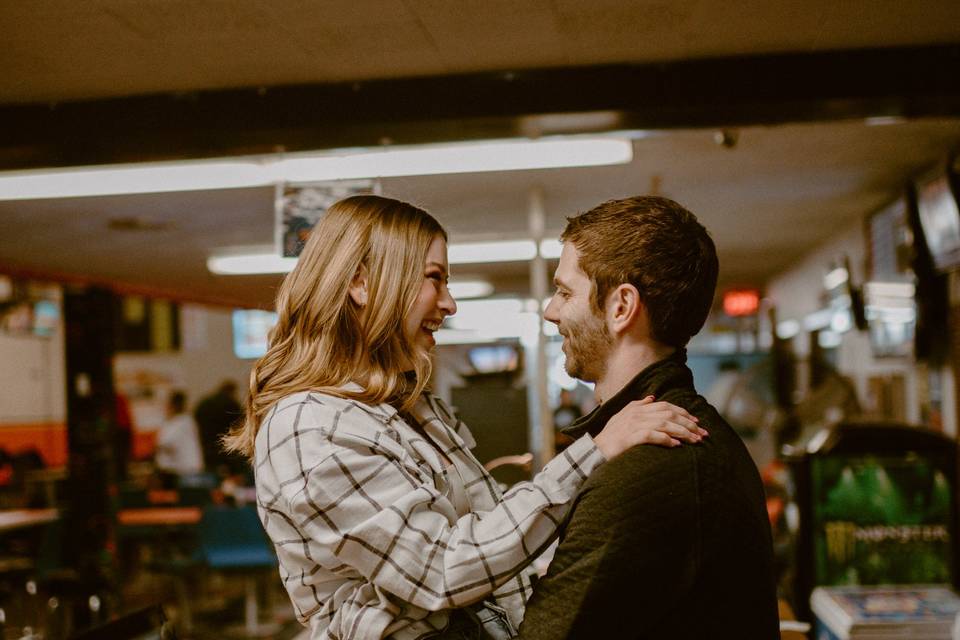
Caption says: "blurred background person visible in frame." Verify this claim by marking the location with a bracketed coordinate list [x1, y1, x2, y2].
[194, 380, 245, 478]
[155, 390, 204, 488]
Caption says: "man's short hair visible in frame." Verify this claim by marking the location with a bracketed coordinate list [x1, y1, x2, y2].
[169, 390, 187, 413]
[561, 195, 718, 348]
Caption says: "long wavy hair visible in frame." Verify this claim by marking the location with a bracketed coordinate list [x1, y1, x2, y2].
[223, 195, 447, 459]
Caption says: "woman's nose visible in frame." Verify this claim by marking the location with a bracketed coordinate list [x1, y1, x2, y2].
[440, 288, 457, 316]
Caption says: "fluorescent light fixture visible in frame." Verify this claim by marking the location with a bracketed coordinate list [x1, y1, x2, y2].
[448, 240, 536, 264]
[863, 281, 915, 299]
[818, 330, 843, 349]
[776, 320, 800, 339]
[0, 137, 632, 201]
[540, 238, 562, 259]
[865, 116, 904, 127]
[275, 138, 633, 182]
[434, 329, 495, 345]
[830, 310, 852, 333]
[448, 239, 561, 265]
[803, 308, 835, 331]
[0, 160, 268, 200]
[448, 280, 494, 299]
[823, 267, 849, 291]
[210, 238, 564, 275]
[208, 252, 297, 275]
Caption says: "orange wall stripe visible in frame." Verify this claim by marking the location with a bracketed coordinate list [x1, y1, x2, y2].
[0, 423, 68, 468]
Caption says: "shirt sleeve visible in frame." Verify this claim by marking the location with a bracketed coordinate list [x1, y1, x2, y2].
[278, 403, 606, 615]
[517, 447, 698, 639]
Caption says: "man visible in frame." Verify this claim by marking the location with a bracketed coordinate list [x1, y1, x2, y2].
[519, 196, 779, 639]
[194, 380, 245, 476]
[155, 390, 204, 485]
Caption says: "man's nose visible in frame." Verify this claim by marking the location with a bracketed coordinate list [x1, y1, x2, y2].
[544, 295, 559, 324]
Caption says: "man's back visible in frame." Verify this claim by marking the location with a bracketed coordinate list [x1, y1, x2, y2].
[519, 354, 779, 639]
[195, 389, 243, 472]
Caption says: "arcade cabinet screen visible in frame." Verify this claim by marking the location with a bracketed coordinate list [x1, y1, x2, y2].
[811, 453, 953, 587]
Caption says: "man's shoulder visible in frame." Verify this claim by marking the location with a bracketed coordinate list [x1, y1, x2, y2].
[572, 444, 699, 532]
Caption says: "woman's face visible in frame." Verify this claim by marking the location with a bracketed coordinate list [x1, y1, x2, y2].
[404, 235, 457, 352]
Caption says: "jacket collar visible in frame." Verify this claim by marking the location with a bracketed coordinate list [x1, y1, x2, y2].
[562, 348, 693, 439]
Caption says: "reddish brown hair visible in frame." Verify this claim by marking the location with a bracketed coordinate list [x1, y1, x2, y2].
[561, 195, 718, 348]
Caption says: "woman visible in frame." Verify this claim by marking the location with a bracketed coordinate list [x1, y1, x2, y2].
[224, 195, 703, 640]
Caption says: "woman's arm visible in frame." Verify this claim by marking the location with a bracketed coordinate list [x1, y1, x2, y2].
[276, 401, 604, 613]
[262, 394, 701, 638]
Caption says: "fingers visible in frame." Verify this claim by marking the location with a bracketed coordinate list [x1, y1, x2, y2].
[626, 399, 708, 438]
[659, 422, 702, 443]
[635, 430, 681, 448]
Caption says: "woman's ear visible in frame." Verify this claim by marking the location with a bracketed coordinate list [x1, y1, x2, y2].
[348, 265, 369, 307]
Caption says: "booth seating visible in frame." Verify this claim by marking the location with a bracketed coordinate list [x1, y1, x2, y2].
[197, 505, 278, 637]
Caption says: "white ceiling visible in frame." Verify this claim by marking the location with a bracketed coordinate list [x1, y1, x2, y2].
[1, 1, 959, 308]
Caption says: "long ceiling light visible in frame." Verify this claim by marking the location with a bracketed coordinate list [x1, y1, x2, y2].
[0, 137, 632, 201]
[208, 239, 563, 275]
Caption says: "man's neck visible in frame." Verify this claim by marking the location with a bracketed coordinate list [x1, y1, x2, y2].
[594, 341, 676, 403]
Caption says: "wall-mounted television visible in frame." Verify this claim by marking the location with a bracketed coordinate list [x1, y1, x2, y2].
[915, 160, 960, 273]
[232, 309, 277, 359]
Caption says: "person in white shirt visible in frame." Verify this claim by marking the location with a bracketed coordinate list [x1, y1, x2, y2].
[222, 195, 705, 640]
[155, 390, 204, 479]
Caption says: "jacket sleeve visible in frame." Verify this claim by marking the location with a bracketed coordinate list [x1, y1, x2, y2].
[517, 446, 698, 639]
[277, 401, 606, 615]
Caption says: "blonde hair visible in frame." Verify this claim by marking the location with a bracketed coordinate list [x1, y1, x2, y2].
[223, 195, 446, 459]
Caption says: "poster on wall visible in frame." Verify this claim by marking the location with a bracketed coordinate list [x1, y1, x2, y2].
[276, 180, 377, 258]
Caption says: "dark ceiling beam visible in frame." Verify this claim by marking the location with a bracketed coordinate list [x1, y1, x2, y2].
[2, 44, 960, 170]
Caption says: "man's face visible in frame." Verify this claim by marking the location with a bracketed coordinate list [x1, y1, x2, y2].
[544, 243, 612, 383]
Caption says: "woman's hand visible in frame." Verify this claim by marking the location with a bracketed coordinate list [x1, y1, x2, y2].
[593, 396, 707, 460]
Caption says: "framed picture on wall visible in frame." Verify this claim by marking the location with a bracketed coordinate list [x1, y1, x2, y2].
[275, 180, 376, 258]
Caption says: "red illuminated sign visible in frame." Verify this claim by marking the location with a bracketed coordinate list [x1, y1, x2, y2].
[723, 289, 760, 317]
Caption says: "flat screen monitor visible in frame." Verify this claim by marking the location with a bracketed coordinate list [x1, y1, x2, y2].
[232, 309, 277, 359]
[32, 299, 59, 337]
[916, 164, 960, 272]
[811, 453, 953, 587]
[467, 345, 519, 374]
[863, 282, 916, 359]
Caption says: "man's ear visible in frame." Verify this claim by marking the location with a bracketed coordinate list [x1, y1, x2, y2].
[348, 265, 369, 307]
[607, 283, 644, 335]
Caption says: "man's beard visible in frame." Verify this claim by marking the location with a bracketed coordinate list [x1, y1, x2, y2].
[561, 309, 612, 383]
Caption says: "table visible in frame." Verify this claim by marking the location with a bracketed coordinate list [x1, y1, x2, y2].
[0, 508, 59, 533]
[117, 507, 202, 527]
[24, 468, 68, 506]
[779, 599, 810, 640]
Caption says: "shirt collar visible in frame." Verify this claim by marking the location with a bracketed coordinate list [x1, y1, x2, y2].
[562, 348, 693, 439]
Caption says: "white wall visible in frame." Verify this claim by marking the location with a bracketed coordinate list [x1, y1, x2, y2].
[114, 304, 252, 425]
[0, 296, 66, 424]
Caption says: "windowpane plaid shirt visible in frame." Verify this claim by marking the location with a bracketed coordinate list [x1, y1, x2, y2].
[254, 389, 605, 640]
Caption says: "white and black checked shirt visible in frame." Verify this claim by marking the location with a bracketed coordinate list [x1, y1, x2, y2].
[254, 388, 605, 640]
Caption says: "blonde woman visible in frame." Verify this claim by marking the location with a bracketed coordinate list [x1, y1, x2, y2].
[224, 195, 704, 640]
